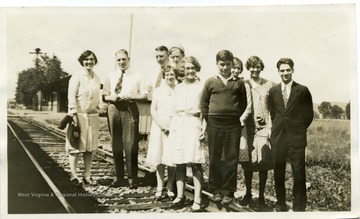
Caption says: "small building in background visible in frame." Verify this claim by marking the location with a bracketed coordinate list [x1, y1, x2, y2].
[37, 76, 71, 112]
[7, 99, 16, 109]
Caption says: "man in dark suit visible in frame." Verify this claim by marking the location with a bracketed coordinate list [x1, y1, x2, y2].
[268, 58, 313, 211]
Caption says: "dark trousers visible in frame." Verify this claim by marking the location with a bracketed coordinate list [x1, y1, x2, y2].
[207, 117, 241, 195]
[107, 103, 139, 180]
[272, 132, 307, 211]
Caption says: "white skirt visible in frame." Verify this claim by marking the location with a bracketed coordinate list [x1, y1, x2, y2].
[146, 115, 175, 168]
[163, 115, 205, 164]
[65, 113, 99, 154]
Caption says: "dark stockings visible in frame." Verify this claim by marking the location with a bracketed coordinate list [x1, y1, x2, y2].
[258, 170, 267, 199]
[244, 169, 268, 199]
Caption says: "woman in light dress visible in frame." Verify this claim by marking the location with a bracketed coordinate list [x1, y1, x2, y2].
[163, 56, 206, 212]
[239, 56, 276, 208]
[66, 50, 101, 186]
[146, 67, 178, 200]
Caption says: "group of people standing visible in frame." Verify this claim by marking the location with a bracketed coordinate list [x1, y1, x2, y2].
[65, 45, 313, 212]
[146, 46, 205, 211]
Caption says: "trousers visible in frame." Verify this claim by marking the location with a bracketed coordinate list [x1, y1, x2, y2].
[272, 131, 307, 211]
[107, 103, 139, 180]
[207, 116, 241, 194]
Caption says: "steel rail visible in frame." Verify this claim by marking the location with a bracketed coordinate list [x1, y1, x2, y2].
[7, 121, 76, 213]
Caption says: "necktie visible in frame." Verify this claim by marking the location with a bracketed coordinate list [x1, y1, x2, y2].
[114, 70, 125, 94]
[282, 87, 288, 108]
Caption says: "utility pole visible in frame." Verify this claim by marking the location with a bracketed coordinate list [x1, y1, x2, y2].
[29, 48, 43, 69]
[129, 13, 133, 57]
[29, 48, 43, 111]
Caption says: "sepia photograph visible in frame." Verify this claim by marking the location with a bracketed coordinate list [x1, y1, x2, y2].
[1, 1, 358, 219]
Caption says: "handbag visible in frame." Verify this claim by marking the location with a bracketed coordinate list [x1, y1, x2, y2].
[58, 115, 73, 130]
[68, 123, 80, 149]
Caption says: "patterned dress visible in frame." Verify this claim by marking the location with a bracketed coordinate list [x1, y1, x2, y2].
[244, 78, 275, 171]
[163, 80, 205, 164]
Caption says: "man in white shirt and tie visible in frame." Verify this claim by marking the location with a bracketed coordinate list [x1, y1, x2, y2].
[102, 49, 147, 188]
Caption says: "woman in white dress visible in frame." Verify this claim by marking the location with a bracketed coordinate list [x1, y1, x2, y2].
[164, 56, 206, 212]
[66, 50, 101, 186]
[146, 67, 178, 200]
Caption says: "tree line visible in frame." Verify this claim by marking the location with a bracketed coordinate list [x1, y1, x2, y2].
[15, 54, 68, 109]
[318, 101, 350, 120]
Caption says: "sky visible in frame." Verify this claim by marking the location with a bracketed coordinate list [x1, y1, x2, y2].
[2, 4, 356, 105]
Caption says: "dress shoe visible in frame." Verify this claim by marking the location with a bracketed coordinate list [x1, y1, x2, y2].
[70, 177, 82, 186]
[83, 177, 96, 186]
[213, 193, 222, 202]
[239, 194, 253, 206]
[274, 202, 289, 212]
[172, 196, 186, 207]
[221, 195, 233, 204]
[128, 179, 136, 189]
[191, 202, 202, 212]
[257, 196, 268, 209]
[154, 188, 163, 200]
[167, 190, 175, 201]
[111, 179, 126, 187]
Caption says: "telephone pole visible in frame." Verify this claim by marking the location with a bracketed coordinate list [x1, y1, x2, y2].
[29, 48, 43, 69]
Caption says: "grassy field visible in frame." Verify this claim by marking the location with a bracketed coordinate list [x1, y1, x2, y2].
[307, 119, 350, 170]
[34, 112, 351, 211]
[304, 119, 351, 211]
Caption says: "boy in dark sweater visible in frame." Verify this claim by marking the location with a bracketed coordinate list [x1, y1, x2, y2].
[200, 50, 248, 204]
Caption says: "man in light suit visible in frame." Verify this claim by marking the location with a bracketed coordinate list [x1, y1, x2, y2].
[268, 58, 313, 212]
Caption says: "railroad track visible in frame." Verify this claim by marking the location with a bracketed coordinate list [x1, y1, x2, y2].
[7, 115, 255, 213]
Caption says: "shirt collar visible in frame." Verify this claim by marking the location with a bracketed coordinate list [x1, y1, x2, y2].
[216, 74, 236, 81]
[119, 68, 131, 75]
[281, 80, 293, 90]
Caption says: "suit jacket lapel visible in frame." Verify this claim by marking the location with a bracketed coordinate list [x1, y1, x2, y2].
[285, 81, 299, 112]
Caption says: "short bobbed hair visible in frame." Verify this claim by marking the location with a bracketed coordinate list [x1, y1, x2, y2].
[233, 57, 243, 73]
[245, 56, 264, 71]
[78, 50, 98, 66]
[161, 65, 180, 80]
[183, 56, 201, 72]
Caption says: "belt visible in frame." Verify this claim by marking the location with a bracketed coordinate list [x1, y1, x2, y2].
[177, 112, 200, 117]
[110, 101, 128, 111]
